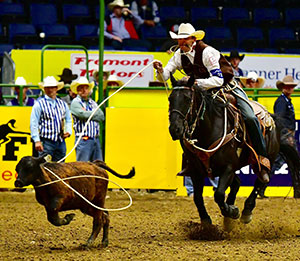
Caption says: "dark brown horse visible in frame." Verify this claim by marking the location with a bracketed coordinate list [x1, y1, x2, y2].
[168, 75, 300, 225]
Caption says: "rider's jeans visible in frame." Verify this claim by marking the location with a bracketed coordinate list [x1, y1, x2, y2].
[232, 87, 268, 157]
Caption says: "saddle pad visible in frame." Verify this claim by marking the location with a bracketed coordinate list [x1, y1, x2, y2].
[248, 100, 275, 129]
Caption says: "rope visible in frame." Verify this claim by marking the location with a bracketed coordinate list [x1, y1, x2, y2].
[39, 59, 161, 212]
[40, 166, 132, 212]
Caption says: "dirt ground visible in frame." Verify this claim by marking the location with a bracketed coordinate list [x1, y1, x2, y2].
[0, 190, 300, 260]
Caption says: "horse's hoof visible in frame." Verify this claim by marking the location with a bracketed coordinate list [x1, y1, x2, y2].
[102, 239, 109, 247]
[223, 217, 235, 232]
[240, 213, 252, 224]
[229, 205, 240, 219]
[65, 213, 75, 224]
[201, 217, 212, 226]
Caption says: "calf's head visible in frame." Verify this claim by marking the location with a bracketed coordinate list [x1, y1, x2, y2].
[15, 156, 47, 187]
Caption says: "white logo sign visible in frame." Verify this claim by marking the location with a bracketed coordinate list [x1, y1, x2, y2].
[71, 53, 154, 87]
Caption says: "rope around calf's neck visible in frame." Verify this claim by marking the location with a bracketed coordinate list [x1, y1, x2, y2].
[38, 166, 133, 212]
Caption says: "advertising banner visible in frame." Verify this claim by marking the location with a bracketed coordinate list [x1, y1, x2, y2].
[0, 107, 76, 188]
[70, 53, 154, 87]
[240, 54, 300, 88]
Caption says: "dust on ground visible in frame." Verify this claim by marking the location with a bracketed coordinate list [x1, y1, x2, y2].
[0, 190, 299, 260]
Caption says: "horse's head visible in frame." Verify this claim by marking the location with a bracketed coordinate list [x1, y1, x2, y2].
[168, 74, 194, 140]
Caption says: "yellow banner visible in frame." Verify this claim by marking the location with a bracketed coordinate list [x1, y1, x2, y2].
[0, 107, 76, 188]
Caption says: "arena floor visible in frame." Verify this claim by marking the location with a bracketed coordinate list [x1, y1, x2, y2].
[0, 190, 299, 260]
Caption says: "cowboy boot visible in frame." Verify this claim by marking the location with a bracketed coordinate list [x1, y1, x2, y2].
[177, 167, 192, 176]
[258, 156, 270, 184]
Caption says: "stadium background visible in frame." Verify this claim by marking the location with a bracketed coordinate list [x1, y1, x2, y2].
[0, 0, 300, 197]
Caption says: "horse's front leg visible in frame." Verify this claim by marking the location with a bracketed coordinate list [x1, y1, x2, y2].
[191, 174, 212, 225]
[241, 177, 263, 224]
[214, 166, 240, 219]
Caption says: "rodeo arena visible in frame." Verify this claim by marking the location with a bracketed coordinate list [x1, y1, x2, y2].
[1, 0, 300, 260]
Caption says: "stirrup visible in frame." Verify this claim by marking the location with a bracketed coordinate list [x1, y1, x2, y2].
[177, 168, 191, 176]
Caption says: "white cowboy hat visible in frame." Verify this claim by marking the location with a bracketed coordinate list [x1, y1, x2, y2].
[15, 77, 27, 85]
[240, 72, 265, 88]
[38, 76, 64, 91]
[70, 77, 94, 94]
[276, 75, 298, 90]
[103, 75, 124, 88]
[169, 23, 205, 41]
[108, 0, 129, 10]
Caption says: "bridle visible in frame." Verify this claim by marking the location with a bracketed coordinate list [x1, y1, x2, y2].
[169, 86, 206, 138]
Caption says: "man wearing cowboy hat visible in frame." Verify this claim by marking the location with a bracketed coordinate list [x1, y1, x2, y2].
[30, 76, 72, 162]
[7, 77, 35, 106]
[225, 50, 245, 77]
[104, 0, 152, 50]
[259, 75, 299, 198]
[153, 22, 271, 183]
[70, 77, 104, 161]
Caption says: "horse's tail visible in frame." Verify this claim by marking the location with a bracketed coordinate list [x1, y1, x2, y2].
[93, 160, 135, 179]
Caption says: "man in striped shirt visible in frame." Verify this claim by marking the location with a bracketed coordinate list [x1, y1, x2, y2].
[30, 76, 72, 162]
[70, 77, 105, 161]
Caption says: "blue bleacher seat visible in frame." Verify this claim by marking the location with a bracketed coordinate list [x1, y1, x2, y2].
[30, 4, 57, 26]
[285, 8, 300, 27]
[222, 8, 251, 27]
[205, 26, 235, 50]
[253, 8, 282, 27]
[62, 4, 91, 24]
[95, 5, 109, 20]
[190, 7, 220, 27]
[22, 44, 44, 50]
[159, 6, 186, 28]
[284, 48, 300, 54]
[269, 27, 297, 48]
[0, 44, 14, 56]
[140, 25, 167, 40]
[252, 48, 278, 54]
[0, 3, 26, 23]
[40, 24, 72, 44]
[122, 46, 149, 52]
[75, 24, 98, 42]
[237, 27, 265, 50]
[9, 24, 38, 44]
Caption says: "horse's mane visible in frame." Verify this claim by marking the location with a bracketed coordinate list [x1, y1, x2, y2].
[193, 86, 228, 116]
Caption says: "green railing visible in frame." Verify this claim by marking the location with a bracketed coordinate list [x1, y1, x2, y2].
[41, 44, 89, 81]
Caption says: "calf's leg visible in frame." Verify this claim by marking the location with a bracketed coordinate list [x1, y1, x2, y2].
[86, 211, 103, 247]
[102, 211, 109, 247]
[46, 210, 75, 226]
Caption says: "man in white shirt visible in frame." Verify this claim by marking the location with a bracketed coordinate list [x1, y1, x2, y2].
[153, 23, 270, 183]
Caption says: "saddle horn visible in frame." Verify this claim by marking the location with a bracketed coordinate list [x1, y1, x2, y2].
[187, 75, 195, 87]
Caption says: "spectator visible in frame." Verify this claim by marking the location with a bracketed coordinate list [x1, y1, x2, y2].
[184, 176, 219, 197]
[131, 0, 160, 28]
[93, 67, 111, 87]
[0, 88, 5, 105]
[7, 77, 35, 106]
[225, 50, 245, 77]
[259, 75, 298, 198]
[104, 74, 124, 89]
[70, 77, 105, 161]
[30, 76, 72, 162]
[58, 68, 78, 84]
[239, 72, 265, 88]
[105, 0, 152, 50]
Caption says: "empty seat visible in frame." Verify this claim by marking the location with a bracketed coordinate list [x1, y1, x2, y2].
[237, 27, 266, 50]
[284, 48, 300, 54]
[140, 24, 168, 49]
[269, 27, 298, 48]
[62, 4, 92, 24]
[75, 24, 98, 45]
[205, 26, 235, 50]
[22, 44, 44, 50]
[243, 0, 273, 8]
[0, 24, 7, 43]
[30, 3, 58, 26]
[190, 7, 221, 28]
[252, 48, 278, 54]
[285, 8, 300, 28]
[0, 44, 14, 56]
[211, 0, 241, 7]
[253, 8, 283, 27]
[159, 6, 186, 29]
[222, 8, 251, 27]
[9, 24, 38, 44]
[0, 3, 27, 23]
[40, 24, 73, 44]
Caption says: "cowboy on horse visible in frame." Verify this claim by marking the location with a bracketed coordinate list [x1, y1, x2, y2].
[153, 23, 270, 183]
